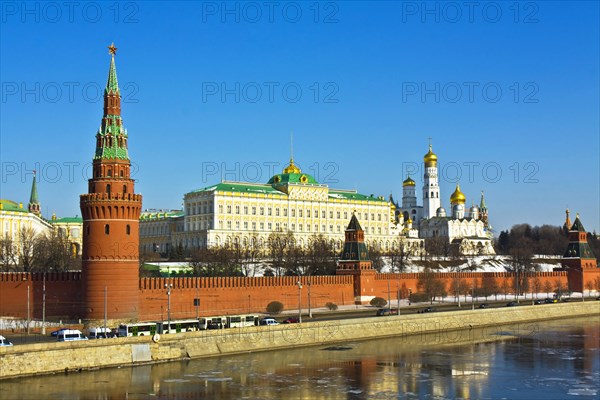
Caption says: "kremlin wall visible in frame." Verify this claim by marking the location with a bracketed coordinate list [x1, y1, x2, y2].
[1, 46, 598, 325]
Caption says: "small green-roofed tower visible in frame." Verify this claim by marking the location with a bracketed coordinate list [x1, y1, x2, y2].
[28, 171, 40, 216]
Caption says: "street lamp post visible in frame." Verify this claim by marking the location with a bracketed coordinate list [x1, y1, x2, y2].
[42, 273, 46, 335]
[471, 287, 475, 310]
[408, 288, 412, 306]
[297, 281, 302, 323]
[308, 280, 312, 319]
[165, 283, 173, 333]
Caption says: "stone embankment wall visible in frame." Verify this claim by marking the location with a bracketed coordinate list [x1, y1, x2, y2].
[1, 301, 598, 380]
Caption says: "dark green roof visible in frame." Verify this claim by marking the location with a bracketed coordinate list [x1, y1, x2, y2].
[328, 190, 387, 202]
[346, 214, 363, 231]
[190, 182, 283, 196]
[0, 199, 28, 213]
[267, 173, 318, 185]
[29, 176, 39, 204]
[570, 217, 586, 232]
[50, 217, 83, 224]
[563, 242, 596, 259]
[340, 242, 370, 261]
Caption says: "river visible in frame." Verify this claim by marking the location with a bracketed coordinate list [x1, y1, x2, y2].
[1, 316, 598, 399]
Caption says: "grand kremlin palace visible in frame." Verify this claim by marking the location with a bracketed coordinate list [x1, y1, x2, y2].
[140, 158, 422, 256]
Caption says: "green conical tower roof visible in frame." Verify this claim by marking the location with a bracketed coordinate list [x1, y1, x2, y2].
[479, 191, 487, 210]
[29, 173, 39, 204]
[106, 43, 119, 94]
[28, 172, 41, 215]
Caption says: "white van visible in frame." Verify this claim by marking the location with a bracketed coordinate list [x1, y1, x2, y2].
[88, 327, 112, 339]
[259, 318, 279, 326]
[0, 335, 13, 346]
[57, 329, 88, 342]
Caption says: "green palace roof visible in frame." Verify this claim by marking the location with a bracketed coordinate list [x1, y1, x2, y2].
[267, 172, 319, 185]
[140, 210, 185, 220]
[0, 199, 28, 213]
[189, 182, 283, 196]
[50, 217, 83, 224]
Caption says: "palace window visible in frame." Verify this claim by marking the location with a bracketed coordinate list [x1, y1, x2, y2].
[227, 205, 231, 213]
[291, 209, 295, 217]
[260, 222, 264, 230]
[299, 209, 303, 217]
[244, 222, 248, 229]
[344, 211, 348, 219]
[337, 211, 340, 219]
[260, 207, 264, 215]
[227, 221, 232, 229]
[235, 221, 240, 229]
[244, 206, 248, 215]
[329, 211, 333, 218]
[105, 224, 110, 235]
[126, 224, 130, 235]
[275, 208, 280, 216]
[291, 224, 295, 231]
[322, 210, 326, 218]
[268, 208, 272, 216]
[268, 222, 272, 230]
[307, 210, 310, 218]
[235, 206, 240, 214]
[283, 209, 288, 217]
[252, 222, 256, 230]
[219, 205, 223, 213]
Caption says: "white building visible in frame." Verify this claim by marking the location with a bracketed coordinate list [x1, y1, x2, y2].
[170, 158, 421, 254]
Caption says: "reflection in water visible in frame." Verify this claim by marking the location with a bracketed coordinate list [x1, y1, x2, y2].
[1, 317, 598, 399]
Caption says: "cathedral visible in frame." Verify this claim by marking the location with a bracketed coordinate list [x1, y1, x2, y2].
[395, 144, 495, 255]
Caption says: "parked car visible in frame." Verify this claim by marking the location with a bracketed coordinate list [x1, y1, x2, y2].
[259, 318, 279, 326]
[534, 299, 544, 305]
[0, 335, 13, 347]
[418, 307, 435, 314]
[506, 302, 518, 307]
[478, 304, 489, 309]
[282, 317, 300, 324]
[376, 308, 399, 316]
[57, 329, 88, 342]
[544, 298, 558, 304]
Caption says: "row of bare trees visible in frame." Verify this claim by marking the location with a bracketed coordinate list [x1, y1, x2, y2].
[417, 268, 600, 304]
[0, 227, 80, 272]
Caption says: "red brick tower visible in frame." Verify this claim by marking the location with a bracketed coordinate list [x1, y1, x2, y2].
[562, 214, 598, 293]
[337, 213, 376, 304]
[80, 44, 142, 321]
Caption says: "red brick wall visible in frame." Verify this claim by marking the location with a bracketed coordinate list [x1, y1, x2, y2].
[0, 270, 581, 321]
[138, 275, 355, 321]
[369, 271, 569, 300]
[0, 272, 83, 320]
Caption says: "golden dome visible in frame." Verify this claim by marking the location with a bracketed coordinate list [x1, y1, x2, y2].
[423, 144, 438, 166]
[450, 183, 466, 205]
[403, 175, 416, 186]
[283, 158, 301, 174]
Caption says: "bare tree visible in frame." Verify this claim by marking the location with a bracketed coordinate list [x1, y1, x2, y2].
[481, 275, 499, 300]
[19, 227, 38, 272]
[0, 235, 19, 271]
[417, 267, 446, 304]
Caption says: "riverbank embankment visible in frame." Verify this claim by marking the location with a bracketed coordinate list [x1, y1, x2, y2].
[1, 301, 598, 380]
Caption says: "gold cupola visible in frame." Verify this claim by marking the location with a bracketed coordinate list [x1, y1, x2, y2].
[403, 175, 416, 187]
[450, 183, 466, 205]
[283, 158, 301, 174]
[423, 144, 438, 167]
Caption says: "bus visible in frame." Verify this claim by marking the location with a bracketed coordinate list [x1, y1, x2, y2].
[226, 315, 259, 328]
[119, 320, 201, 336]
[199, 316, 227, 330]
[159, 319, 200, 334]
[118, 322, 159, 337]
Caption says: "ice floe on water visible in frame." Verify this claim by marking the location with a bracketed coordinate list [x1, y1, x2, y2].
[163, 379, 190, 383]
[567, 387, 598, 396]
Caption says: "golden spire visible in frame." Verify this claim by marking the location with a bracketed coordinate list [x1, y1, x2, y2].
[565, 208, 571, 229]
[108, 42, 117, 56]
[283, 131, 301, 174]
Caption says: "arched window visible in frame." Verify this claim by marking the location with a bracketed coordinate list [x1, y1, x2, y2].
[126, 224, 131, 235]
[105, 224, 110, 235]
[107, 169, 112, 177]
[123, 185, 127, 194]
[106, 184, 111, 194]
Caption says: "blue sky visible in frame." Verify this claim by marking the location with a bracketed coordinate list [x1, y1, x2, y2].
[1, 1, 599, 234]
